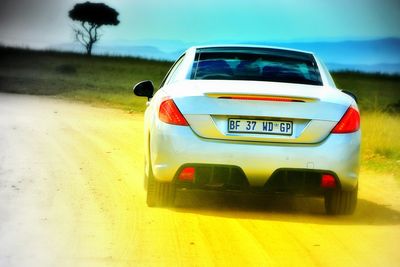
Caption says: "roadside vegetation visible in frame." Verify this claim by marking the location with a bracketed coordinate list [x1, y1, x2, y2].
[1, 46, 399, 178]
[0, 47, 171, 112]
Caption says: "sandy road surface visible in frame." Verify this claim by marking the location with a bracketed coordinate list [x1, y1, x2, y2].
[0, 93, 399, 267]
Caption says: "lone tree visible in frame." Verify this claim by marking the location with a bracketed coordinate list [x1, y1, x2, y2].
[69, 2, 119, 56]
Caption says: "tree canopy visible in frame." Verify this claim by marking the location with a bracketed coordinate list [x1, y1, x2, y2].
[69, 2, 119, 26]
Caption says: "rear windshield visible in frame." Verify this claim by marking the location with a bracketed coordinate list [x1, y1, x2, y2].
[190, 48, 322, 86]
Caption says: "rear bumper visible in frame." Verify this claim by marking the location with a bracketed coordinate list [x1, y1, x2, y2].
[150, 122, 360, 191]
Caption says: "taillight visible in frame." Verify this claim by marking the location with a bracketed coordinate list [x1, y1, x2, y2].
[331, 106, 360, 133]
[320, 174, 336, 188]
[178, 167, 195, 182]
[219, 96, 303, 102]
[159, 99, 189, 126]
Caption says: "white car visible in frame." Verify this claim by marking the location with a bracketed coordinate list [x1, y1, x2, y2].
[134, 45, 360, 215]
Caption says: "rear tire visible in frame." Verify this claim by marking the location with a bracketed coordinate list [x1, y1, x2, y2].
[324, 185, 358, 215]
[146, 165, 176, 207]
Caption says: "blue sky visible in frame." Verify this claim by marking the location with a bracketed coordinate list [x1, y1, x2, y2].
[0, 0, 399, 48]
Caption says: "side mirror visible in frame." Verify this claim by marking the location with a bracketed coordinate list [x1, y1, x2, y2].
[133, 80, 154, 100]
[341, 90, 358, 103]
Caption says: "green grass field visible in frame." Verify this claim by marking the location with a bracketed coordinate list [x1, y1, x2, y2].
[0, 47, 172, 112]
[1, 47, 399, 179]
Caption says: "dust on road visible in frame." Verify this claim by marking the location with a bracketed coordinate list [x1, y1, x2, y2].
[0, 93, 399, 267]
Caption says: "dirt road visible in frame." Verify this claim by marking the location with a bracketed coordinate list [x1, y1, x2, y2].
[0, 93, 399, 267]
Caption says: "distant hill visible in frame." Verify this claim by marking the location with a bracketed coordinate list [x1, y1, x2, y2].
[266, 38, 400, 73]
[49, 42, 179, 61]
[327, 63, 400, 74]
[50, 38, 400, 74]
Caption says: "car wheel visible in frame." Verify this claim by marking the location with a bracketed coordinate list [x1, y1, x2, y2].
[146, 164, 176, 207]
[324, 185, 358, 215]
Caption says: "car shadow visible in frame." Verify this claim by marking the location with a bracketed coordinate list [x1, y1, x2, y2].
[172, 190, 400, 226]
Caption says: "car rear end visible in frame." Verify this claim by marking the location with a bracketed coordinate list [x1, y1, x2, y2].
[143, 46, 360, 214]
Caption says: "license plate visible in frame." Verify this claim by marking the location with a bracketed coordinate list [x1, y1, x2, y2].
[228, 118, 293, 135]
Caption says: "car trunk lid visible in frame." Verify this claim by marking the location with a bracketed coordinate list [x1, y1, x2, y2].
[166, 80, 350, 144]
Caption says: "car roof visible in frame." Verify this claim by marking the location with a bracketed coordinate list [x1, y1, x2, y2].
[189, 44, 315, 56]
